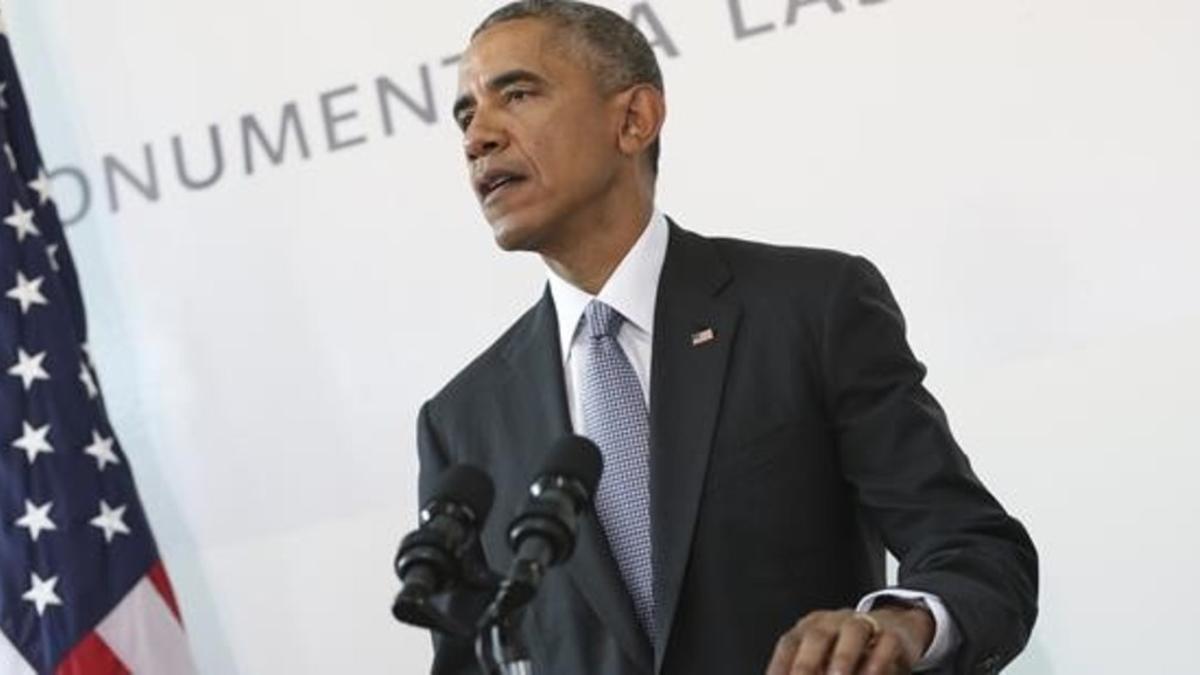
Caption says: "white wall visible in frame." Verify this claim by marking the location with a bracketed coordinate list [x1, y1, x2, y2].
[7, 0, 1199, 672]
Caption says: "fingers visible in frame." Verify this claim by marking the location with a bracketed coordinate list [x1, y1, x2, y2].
[765, 610, 874, 675]
[765, 620, 804, 675]
[790, 619, 840, 673]
[827, 616, 874, 675]
[860, 630, 905, 675]
[766, 628, 798, 675]
[765, 609, 919, 675]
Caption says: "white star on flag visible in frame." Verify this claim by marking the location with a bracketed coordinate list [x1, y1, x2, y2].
[6, 271, 48, 313]
[22, 573, 63, 617]
[80, 360, 99, 399]
[0, 81, 8, 110]
[90, 500, 131, 543]
[2, 142, 13, 171]
[4, 201, 39, 241]
[84, 429, 121, 470]
[28, 168, 54, 206]
[15, 499, 57, 542]
[7, 348, 50, 390]
[12, 421, 53, 464]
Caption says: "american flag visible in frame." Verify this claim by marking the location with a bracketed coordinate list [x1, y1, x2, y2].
[0, 12, 195, 675]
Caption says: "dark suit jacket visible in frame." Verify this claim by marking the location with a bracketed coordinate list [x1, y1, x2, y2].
[415, 223, 1037, 675]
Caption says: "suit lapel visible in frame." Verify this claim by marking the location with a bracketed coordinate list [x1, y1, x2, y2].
[502, 287, 654, 672]
[649, 224, 740, 672]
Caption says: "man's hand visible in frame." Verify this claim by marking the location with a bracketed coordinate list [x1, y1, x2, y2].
[765, 605, 935, 675]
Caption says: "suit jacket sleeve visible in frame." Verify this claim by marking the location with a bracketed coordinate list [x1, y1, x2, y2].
[822, 255, 1038, 674]
[416, 400, 491, 675]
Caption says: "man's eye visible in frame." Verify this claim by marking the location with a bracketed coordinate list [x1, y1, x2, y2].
[505, 90, 531, 103]
[457, 113, 474, 131]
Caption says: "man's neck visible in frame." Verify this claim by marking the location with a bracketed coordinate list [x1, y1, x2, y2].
[540, 193, 654, 296]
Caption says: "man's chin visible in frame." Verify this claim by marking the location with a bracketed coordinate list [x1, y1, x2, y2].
[488, 215, 544, 252]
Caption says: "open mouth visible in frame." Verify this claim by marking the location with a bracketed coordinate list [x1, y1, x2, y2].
[478, 172, 527, 202]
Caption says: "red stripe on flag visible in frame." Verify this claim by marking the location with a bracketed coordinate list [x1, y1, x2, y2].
[55, 632, 130, 675]
[148, 561, 183, 623]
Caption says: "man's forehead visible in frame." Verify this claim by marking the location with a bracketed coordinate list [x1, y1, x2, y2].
[457, 19, 569, 91]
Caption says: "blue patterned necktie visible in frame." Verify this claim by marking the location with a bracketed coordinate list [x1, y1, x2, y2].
[579, 300, 656, 640]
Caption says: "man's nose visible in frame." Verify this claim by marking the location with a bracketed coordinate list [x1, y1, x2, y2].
[463, 114, 506, 161]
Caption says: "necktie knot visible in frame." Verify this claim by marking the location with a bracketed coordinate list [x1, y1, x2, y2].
[584, 300, 624, 340]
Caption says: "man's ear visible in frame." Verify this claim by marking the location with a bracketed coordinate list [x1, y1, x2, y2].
[617, 84, 666, 159]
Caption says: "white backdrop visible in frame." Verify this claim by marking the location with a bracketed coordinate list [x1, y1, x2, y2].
[6, 0, 1199, 672]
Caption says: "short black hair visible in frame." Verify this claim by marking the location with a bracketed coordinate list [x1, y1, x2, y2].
[473, 0, 664, 175]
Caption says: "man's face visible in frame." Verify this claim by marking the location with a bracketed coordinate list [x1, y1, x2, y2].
[455, 19, 624, 252]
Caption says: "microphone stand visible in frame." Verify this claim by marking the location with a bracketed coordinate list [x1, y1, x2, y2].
[475, 611, 532, 675]
[474, 557, 545, 675]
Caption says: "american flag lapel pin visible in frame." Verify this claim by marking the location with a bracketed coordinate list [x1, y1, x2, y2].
[690, 327, 716, 346]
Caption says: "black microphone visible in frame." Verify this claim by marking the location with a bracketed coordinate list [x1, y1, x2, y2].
[392, 463, 494, 634]
[509, 435, 603, 566]
[474, 436, 603, 673]
[493, 435, 604, 617]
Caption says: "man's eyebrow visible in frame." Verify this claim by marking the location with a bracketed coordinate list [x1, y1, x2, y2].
[453, 69, 548, 120]
[488, 69, 548, 92]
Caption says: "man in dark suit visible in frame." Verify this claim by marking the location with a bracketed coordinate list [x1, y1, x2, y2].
[416, 2, 1037, 673]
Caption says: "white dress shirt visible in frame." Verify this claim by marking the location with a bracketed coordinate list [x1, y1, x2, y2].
[545, 210, 959, 669]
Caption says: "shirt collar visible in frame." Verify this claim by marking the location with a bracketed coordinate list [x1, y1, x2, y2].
[546, 209, 669, 359]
